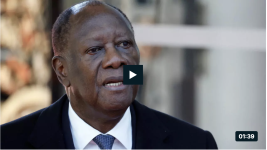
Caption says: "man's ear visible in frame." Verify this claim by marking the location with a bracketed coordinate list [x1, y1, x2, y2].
[52, 56, 70, 87]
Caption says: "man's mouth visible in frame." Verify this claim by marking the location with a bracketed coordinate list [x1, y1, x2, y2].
[103, 76, 125, 90]
[105, 82, 123, 87]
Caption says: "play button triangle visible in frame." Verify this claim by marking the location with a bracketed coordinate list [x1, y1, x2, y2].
[123, 65, 143, 85]
[129, 71, 137, 79]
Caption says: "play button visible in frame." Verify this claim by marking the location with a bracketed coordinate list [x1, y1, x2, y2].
[123, 65, 143, 85]
[129, 71, 137, 79]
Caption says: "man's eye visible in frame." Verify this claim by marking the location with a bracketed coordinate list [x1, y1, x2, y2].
[118, 41, 131, 48]
[87, 47, 102, 54]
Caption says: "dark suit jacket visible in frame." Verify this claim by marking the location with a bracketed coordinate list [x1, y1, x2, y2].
[1, 94, 218, 149]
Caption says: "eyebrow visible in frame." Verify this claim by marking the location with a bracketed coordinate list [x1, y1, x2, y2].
[91, 32, 129, 41]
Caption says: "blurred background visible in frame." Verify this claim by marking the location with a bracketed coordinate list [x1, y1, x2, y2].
[0, 0, 265, 149]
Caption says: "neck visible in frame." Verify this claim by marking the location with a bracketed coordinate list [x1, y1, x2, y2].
[84, 115, 123, 133]
[66, 87, 128, 133]
[73, 104, 126, 133]
[68, 97, 126, 133]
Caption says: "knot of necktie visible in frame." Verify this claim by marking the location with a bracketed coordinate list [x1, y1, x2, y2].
[93, 134, 115, 150]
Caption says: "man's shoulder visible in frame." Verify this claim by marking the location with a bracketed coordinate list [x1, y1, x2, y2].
[149, 107, 208, 136]
[133, 100, 205, 133]
[1, 94, 67, 140]
[132, 100, 217, 149]
[1, 95, 68, 149]
[1, 108, 45, 142]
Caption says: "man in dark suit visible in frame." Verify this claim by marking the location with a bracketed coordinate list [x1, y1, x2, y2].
[1, 0, 218, 149]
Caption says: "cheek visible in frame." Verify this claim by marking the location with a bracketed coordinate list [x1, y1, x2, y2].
[133, 85, 139, 94]
[70, 60, 100, 101]
[81, 68, 99, 92]
[126, 47, 140, 65]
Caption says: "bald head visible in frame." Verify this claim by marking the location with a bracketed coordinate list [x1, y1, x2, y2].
[52, 0, 133, 56]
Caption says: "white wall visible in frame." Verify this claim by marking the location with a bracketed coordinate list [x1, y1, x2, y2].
[196, 0, 266, 149]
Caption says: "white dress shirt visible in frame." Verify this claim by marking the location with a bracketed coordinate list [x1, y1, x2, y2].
[68, 102, 132, 149]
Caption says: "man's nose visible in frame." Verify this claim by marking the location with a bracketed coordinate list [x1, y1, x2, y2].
[102, 46, 127, 69]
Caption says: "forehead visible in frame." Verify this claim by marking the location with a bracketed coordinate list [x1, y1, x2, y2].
[69, 4, 132, 41]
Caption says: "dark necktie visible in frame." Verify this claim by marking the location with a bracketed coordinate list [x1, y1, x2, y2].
[93, 134, 115, 150]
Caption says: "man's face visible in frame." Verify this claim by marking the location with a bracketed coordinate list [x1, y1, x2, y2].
[66, 5, 139, 113]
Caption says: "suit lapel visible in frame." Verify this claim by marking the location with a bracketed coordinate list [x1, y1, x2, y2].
[62, 97, 75, 149]
[131, 100, 170, 149]
[27, 95, 68, 149]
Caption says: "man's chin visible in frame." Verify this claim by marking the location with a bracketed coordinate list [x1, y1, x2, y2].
[100, 95, 133, 111]
[98, 85, 137, 111]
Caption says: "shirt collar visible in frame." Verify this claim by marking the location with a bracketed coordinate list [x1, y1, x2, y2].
[68, 102, 132, 149]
